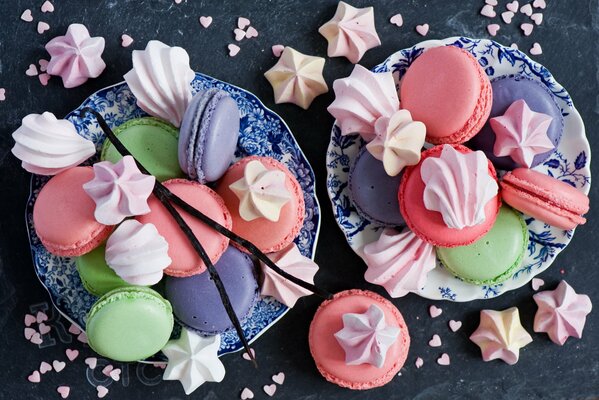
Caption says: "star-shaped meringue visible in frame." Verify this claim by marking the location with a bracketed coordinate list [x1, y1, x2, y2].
[334, 304, 400, 368]
[366, 109, 426, 176]
[229, 159, 292, 222]
[161, 329, 225, 395]
[470, 307, 533, 365]
[45, 23, 106, 88]
[490, 99, 555, 168]
[318, 1, 381, 63]
[533, 280, 592, 345]
[264, 47, 328, 109]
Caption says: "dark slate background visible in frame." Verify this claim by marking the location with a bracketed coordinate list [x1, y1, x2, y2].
[0, 1, 598, 399]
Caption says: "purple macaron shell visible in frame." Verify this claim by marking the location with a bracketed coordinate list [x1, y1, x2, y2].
[349, 147, 405, 227]
[468, 74, 564, 171]
[164, 246, 258, 335]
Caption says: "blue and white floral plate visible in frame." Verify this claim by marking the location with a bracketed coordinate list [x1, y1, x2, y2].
[326, 37, 591, 302]
[26, 73, 321, 356]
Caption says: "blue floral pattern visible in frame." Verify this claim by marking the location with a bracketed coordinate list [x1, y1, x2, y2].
[326, 37, 591, 302]
[26, 73, 321, 356]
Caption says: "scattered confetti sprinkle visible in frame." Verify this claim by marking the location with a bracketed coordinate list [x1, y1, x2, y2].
[41, 1, 54, 13]
[57, 386, 70, 399]
[199, 16, 213, 28]
[415, 23, 429, 36]
[389, 13, 403, 26]
[37, 21, 50, 34]
[40, 361, 52, 374]
[480, 5, 496, 18]
[238, 17, 251, 30]
[228, 43, 240, 57]
[121, 34, 134, 47]
[263, 384, 276, 397]
[560, 269, 566, 274]
[415, 357, 424, 368]
[53, 360, 66, 373]
[449, 320, 462, 332]
[96, 385, 109, 398]
[501, 11, 515, 24]
[506, 1, 519, 12]
[272, 44, 284, 57]
[487, 24, 500, 36]
[428, 334, 442, 347]
[272, 372, 285, 385]
[27, 370, 41, 383]
[66, 349, 79, 361]
[429, 305, 442, 318]
[240, 388, 254, 399]
[437, 353, 450, 366]
[20, 9, 33, 22]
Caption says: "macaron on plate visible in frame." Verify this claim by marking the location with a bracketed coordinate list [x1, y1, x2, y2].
[25, 72, 320, 357]
[326, 36, 591, 302]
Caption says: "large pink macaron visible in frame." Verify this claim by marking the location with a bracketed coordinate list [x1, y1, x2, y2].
[501, 168, 589, 230]
[216, 156, 305, 254]
[309, 289, 410, 390]
[33, 167, 113, 256]
[137, 179, 231, 277]
[399, 144, 501, 247]
[400, 45, 492, 145]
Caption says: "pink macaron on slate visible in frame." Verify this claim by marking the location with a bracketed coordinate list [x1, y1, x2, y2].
[216, 156, 305, 254]
[137, 179, 231, 277]
[309, 289, 410, 390]
[501, 168, 589, 230]
[33, 166, 113, 256]
[400, 45, 492, 145]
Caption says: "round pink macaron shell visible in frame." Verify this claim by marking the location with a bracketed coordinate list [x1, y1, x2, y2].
[216, 156, 305, 254]
[137, 179, 231, 277]
[309, 289, 410, 390]
[33, 167, 113, 257]
[400, 45, 492, 145]
[399, 145, 501, 248]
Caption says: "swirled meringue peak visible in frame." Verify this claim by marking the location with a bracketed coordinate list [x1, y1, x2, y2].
[421, 145, 498, 229]
[363, 228, 435, 298]
[328, 65, 399, 141]
[105, 219, 171, 286]
[533, 280, 592, 345]
[83, 155, 156, 225]
[45, 23, 106, 88]
[229, 159, 292, 222]
[318, 1, 381, 64]
[260, 244, 319, 307]
[124, 40, 195, 127]
[366, 109, 426, 176]
[11, 112, 95, 175]
[334, 304, 400, 368]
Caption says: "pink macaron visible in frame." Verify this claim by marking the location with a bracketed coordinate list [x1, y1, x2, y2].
[501, 168, 589, 230]
[33, 166, 113, 256]
[137, 179, 231, 277]
[399, 144, 501, 247]
[216, 156, 305, 254]
[309, 289, 410, 390]
[400, 45, 492, 145]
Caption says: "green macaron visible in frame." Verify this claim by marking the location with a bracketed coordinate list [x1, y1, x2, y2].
[75, 244, 130, 296]
[86, 287, 174, 362]
[101, 117, 184, 182]
[436, 206, 529, 285]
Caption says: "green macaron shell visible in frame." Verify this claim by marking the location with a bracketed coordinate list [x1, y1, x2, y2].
[436, 206, 529, 285]
[86, 286, 174, 362]
[75, 244, 130, 296]
[101, 117, 184, 182]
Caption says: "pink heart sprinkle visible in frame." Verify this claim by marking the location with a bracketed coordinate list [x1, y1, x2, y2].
[240, 388, 254, 400]
[501, 11, 515, 24]
[40, 361, 52, 374]
[25, 314, 36, 326]
[415, 357, 424, 369]
[520, 3, 533, 15]
[30, 332, 43, 345]
[531, 13, 543, 25]
[429, 305, 442, 318]
[480, 5, 496, 18]
[41, 1, 54, 13]
[428, 334, 442, 347]
[27, 370, 41, 383]
[57, 386, 70, 399]
[77, 332, 88, 343]
[38, 323, 51, 335]
[174, 0, 183, 3]
[151, 362, 166, 369]
[21, 9, 33, 22]
[85, 357, 97, 370]
[485, 0, 498, 4]
[237, 17, 251, 30]
[199, 16, 213, 28]
[510, 43, 519, 49]
[437, 353, 451, 366]
[389, 13, 403, 27]
[121, 34, 134, 48]
[38, 59, 49, 72]
[272, 372, 285, 385]
[110, 368, 121, 381]
[242, 348, 255, 361]
[228, 44, 240, 57]
[24, 327, 36, 340]
[0, 88, 5, 101]
[36, 312, 48, 323]
[245, 26, 258, 39]
[521, 22, 534, 36]
[97, 386, 109, 398]
[506, 1, 519, 12]
[271, 45, 284, 57]
[533, 0, 546, 9]
[66, 349, 79, 361]
[487, 24, 500, 36]
[102, 365, 113, 376]
[263, 384, 276, 397]
[37, 21, 50, 34]
[532, 277, 545, 290]
[25, 64, 38, 77]
[530, 42, 542, 55]
[415, 23, 429, 36]
[234, 28, 246, 41]
[53, 360, 66, 373]
[449, 320, 462, 332]
[68, 324, 81, 335]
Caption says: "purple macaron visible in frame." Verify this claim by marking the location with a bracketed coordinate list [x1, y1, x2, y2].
[349, 147, 405, 227]
[178, 88, 240, 183]
[164, 246, 258, 335]
[468, 74, 564, 171]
